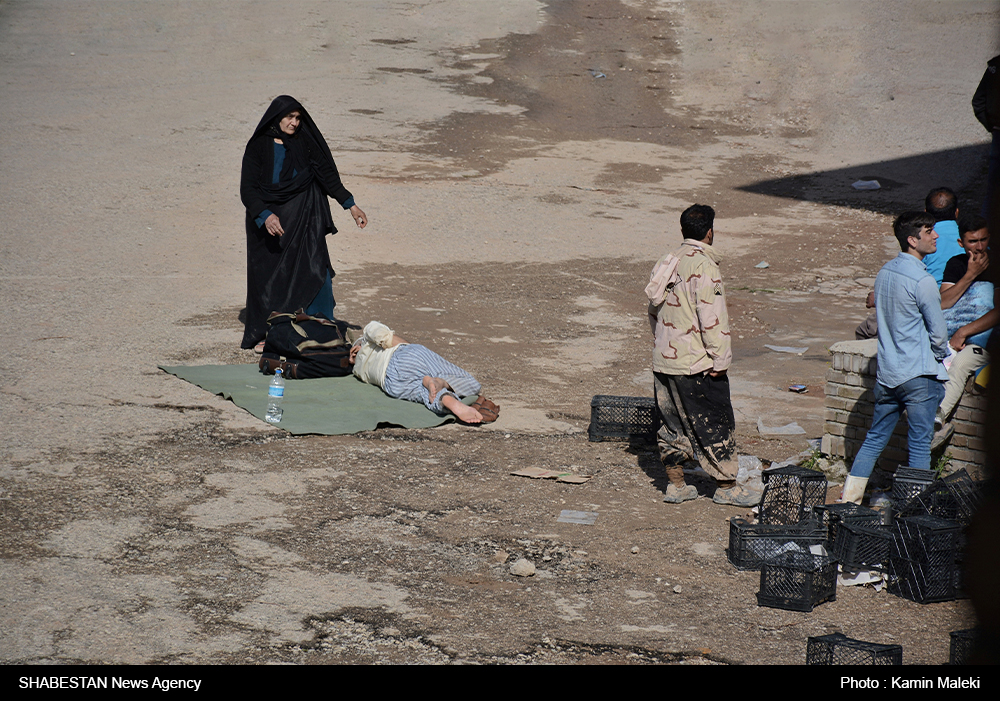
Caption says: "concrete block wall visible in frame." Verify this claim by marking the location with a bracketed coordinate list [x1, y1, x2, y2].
[820, 339, 987, 478]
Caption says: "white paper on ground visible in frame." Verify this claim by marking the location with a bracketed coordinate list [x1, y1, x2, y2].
[838, 567, 886, 591]
[852, 180, 881, 190]
[557, 510, 598, 525]
[757, 418, 807, 435]
[765, 344, 809, 354]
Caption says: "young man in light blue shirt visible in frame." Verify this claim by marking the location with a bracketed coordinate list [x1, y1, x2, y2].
[921, 187, 964, 285]
[842, 212, 950, 504]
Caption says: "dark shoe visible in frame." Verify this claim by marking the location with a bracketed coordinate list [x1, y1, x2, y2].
[471, 395, 500, 423]
[663, 484, 698, 504]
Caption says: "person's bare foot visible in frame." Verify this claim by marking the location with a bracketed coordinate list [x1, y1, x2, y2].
[422, 375, 449, 403]
[441, 395, 483, 424]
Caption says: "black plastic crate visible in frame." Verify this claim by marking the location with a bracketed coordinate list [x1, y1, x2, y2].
[813, 503, 882, 547]
[758, 465, 828, 525]
[587, 395, 659, 443]
[806, 633, 902, 665]
[891, 467, 936, 508]
[757, 551, 838, 612]
[887, 515, 964, 604]
[727, 517, 828, 571]
[949, 629, 976, 665]
[897, 470, 983, 526]
[833, 522, 893, 572]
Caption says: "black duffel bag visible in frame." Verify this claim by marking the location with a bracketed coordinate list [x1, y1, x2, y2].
[258, 311, 352, 379]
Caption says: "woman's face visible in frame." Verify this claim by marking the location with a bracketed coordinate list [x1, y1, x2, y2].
[279, 111, 301, 136]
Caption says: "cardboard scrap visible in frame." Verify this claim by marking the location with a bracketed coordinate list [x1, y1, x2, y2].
[511, 467, 593, 484]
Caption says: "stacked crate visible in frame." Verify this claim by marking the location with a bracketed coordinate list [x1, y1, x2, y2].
[806, 633, 903, 665]
[727, 517, 827, 571]
[733, 466, 841, 611]
[888, 515, 965, 604]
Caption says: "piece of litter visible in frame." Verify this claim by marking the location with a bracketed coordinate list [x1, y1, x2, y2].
[838, 568, 886, 591]
[852, 179, 881, 190]
[765, 344, 809, 355]
[755, 261, 770, 269]
[737, 455, 764, 492]
[788, 384, 808, 393]
[768, 458, 801, 470]
[511, 467, 592, 484]
[557, 509, 598, 525]
[588, 69, 606, 79]
[757, 418, 807, 436]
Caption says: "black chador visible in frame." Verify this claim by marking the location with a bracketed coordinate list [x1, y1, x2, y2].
[239, 95, 354, 349]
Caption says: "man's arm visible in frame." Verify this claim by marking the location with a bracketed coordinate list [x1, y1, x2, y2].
[915, 276, 950, 361]
[648, 301, 660, 337]
[940, 252, 989, 309]
[694, 262, 732, 374]
[951, 287, 1000, 350]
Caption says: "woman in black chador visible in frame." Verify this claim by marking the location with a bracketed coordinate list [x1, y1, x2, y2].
[240, 95, 368, 350]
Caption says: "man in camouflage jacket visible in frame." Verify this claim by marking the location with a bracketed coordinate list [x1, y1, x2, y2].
[646, 204, 757, 506]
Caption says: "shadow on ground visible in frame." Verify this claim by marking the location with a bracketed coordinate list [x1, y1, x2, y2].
[738, 143, 991, 215]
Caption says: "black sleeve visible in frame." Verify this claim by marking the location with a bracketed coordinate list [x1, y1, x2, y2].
[973, 69, 991, 131]
[240, 139, 270, 219]
[303, 133, 353, 206]
[941, 254, 967, 286]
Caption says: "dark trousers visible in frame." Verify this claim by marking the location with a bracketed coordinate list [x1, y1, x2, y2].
[654, 371, 738, 484]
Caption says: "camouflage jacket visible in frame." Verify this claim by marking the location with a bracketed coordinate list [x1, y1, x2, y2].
[647, 239, 732, 375]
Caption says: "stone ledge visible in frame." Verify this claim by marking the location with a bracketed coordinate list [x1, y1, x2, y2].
[822, 337, 987, 478]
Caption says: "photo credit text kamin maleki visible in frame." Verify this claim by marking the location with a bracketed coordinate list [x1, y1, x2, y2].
[841, 677, 980, 689]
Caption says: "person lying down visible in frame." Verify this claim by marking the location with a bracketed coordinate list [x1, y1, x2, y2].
[350, 321, 499, 424]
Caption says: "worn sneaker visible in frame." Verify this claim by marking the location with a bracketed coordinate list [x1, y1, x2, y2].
[712, 484, 762, 507]
[663, 484, 698, 504]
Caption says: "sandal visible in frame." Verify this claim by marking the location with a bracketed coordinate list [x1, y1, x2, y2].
[253, 341, 266, 354]
[471, 395, 500, 423]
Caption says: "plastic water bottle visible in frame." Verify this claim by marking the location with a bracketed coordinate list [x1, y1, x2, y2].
[265, 368, 284, 424]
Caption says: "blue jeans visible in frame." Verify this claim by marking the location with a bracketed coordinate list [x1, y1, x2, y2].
[849, 376, 946, 478]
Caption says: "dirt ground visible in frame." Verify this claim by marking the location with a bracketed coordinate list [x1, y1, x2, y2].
[1, 0, 997, 666]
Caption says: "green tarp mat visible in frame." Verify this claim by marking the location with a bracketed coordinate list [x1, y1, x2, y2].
[159, 364, 463, 435]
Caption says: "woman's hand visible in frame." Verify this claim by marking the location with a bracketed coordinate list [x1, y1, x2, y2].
[264, 213, 284, 237]
[350, 205, 368, 229]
